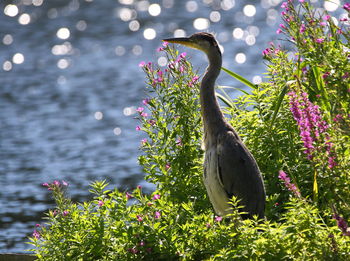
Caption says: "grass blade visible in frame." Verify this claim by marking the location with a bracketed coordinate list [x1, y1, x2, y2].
[221, 67, 257, 89]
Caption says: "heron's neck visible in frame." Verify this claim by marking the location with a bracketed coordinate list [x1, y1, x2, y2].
[200, 51, 226, 145]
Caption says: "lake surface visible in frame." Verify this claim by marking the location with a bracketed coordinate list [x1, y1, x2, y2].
[0, 0, 342, 253]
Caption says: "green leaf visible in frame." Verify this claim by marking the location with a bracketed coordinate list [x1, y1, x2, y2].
[221, 67, 256, 89]
[269, 84, 290, 128]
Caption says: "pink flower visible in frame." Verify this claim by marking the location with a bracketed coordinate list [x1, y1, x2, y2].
[62, 180, 69, 186]
[63, 210, 69, 216]
[323, 15, 330, 21]
[299, 0, 305, 3]
[299, 24, 306, 33]
[126, 192, 133, 200]
[215, 216, 222, 222]
[180, 52, 187, 58]
[142, 98, 150, 105]
[154, 211, 161, 219]
[138, 61, 146, 67]
[53, 180, 60, 186]
[278, 170, 301, 197]
[205, 223, 211, 228]
[343, 3, 350, 11]
[162, 41, 169, 47]
[141, 138, 147, 145]
[279, 23, 286, 29]
[165, 163, 171, 170]
[42, 183, 49, 187]
[276, 28, 283, 34]
[152, 194, 161, 200]
[136, 107, 144, 112]
[98, 200, 104, 207]
[136, 125, 141, 131]
[141, 112, 148, 117]
[137, 185, 142, 190]
[316, 38, 324, 43]
[136, 215, 143, 222]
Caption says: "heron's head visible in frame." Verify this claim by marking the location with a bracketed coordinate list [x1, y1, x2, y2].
[163, 32, 221, 56]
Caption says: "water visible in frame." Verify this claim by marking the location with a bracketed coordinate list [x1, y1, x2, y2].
[0, 0, 339, 253]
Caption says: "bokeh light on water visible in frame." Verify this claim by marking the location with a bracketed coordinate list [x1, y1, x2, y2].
[1, 0, 349, 253]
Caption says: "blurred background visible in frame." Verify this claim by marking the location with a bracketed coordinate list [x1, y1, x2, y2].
[0, 0, 346, 253]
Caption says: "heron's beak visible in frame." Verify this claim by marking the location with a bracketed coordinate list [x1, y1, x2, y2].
[162, 37, 196, 49]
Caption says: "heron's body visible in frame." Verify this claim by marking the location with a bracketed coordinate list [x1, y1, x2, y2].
[163, 32, 265, 219]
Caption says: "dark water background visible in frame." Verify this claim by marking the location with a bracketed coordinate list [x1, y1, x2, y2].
[0, 0, 345, 253]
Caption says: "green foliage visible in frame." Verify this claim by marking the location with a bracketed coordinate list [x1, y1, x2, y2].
[29, 2, 350, 260]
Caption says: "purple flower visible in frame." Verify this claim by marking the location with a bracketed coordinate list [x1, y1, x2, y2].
[63, 210, 69, 216]
[316, 38, 324, 43]
[154, 211, 161, 219]
[344, 3, 350, 11]
[333, 213, 350, 236]
[33, 230, 40, 239]
[278, 171, 301, 197]
[148, 119, 156, 126]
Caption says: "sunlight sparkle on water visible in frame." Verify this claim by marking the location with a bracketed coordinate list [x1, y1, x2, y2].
[2, 34, 13, 45]
[174, 29, 186, 37]
[132, 45, 143, 55]
[253, 75, 262, 84]
[19, 13, 31, 25]
[3, 61, 12, 71]
[76, 20, 87, 31]
[210, 11, 221, 22]
[245, 35, 256, 46]
[186, 1, 198, 12]
[4, 4, 19, 17]
[143, 28, 156, 40]
[115, 46, 126, 56]
[57, 58, 70, 69]
[129, 20, 140, 31]
[235, 53, 246, 64]
[113, 127, 122, 136]
[33, 0, 44, 6]
[12, 53, 24, 64]
[232, 28, 244, 39]
[123, 107, 136, 116]
[56, 28, 70, 40]
[148, 4, 161, 16]
[324, 0, 339, 12]
[157, 56, 167, 67]
[94, 111, 103, 120]
[193, 18, 210, 30]
[243, 5, 256, 17]
[221, 0, 235, 11]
